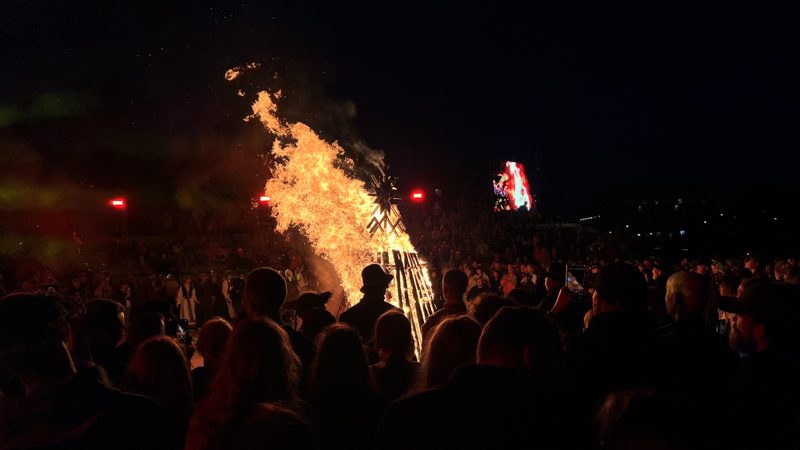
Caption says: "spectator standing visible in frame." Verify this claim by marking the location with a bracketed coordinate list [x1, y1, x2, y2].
[421, 269, 468, 345]
[339, 264, 398, 343]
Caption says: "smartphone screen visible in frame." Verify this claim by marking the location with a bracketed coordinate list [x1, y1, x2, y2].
[565, 265, 587, 294]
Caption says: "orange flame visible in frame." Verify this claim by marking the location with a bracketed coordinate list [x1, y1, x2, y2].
[248, 91, 418, 303]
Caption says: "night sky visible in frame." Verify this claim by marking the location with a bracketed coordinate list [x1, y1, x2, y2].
[1, 1, 797, 217]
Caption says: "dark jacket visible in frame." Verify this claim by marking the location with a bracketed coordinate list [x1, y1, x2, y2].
[723, 350, 800, 450]
[371, 358, 420, 404]
[0, 367, 175, 450]
[564, 310, 658, 405]
[339, 294, 398, 343]
[376, 364, 559, 450]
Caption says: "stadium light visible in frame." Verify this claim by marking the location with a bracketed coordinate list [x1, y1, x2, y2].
[410, 190, 425, 202]
[108, 197, 126, 210]
[259, 195, 271, 205]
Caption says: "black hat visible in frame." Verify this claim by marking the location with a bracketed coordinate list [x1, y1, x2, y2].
[360, 264, 394, 293]
[718, 283, 799, 330]
[283, 291, 333, 317]
[544, 262, 566, 284]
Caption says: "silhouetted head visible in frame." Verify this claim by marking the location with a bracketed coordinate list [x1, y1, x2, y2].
[665, 271, 710, 320]
[127, 335, 192, 415]
[310, 323, 374, 400]
[374, 311, 414, 363]
[468, 294, 517, 326]
[420, 315, 481, 389]
[76, 299, 125, 360]
[593, 263, 649, 314]
[244, 268, 287, 321]
[477, 306, 561, 372]
[442, 269, 468, 303]
[196, 318, 232, 369]
[0, 294, 78, 390]
[360, 264, 393, 297]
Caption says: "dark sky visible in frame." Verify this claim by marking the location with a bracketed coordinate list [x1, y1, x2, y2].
[1, 0, 797, 216]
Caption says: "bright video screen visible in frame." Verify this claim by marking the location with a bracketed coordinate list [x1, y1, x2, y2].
[493, 161, 533, 212]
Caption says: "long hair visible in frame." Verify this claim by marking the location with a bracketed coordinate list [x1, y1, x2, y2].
[309, 323, 375, 403]
[127, 336, 193, 416]
[188, 318, 300, 450]
[373, 311, 413, 363]
[418, 316, 481, 390]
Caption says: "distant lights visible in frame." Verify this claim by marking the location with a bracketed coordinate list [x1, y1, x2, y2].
[625, 224, 630, 228]
[703, 220, 707, 224]
[579, 215, 601, 222]
[637, 233, 642, 237]
[108, 197, 126, 210]
[410, 190, 425, 202]
[774, 217, 779, 221]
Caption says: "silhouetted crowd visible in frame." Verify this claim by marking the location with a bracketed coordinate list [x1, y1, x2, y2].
[2, 248, 800, 450]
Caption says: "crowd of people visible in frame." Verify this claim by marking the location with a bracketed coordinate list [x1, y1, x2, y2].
[2, 245, 800, 449]
[2, 197, 800, 449]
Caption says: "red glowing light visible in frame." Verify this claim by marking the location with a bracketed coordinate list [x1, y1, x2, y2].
[259, 195, 271, 204]
[411, 190, 425, 202]
[108, 198, 126, 209]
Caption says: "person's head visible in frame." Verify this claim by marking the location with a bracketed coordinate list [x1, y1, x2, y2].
[75, 299, 125, 360]
[597, 390, 692, 450]
[719, 282, 799, 354]
[468, 294, 517, 326]
[0, 294, 77, 391]
[419, 316, 481, 389]
[196, 318, 232, 369]
[127, 312, 165, 349]
[718, 271, 741, 298]
[199, 272, 209, 283]
[744, 255, 760, 272]
[127, 336, 193, 414]
[374, 311, 413, 363]
[244, 268, 287, 321]
[299, 307, 336, 342]
[215, 403, 314, 450]
[544, 262, 566, 292]
[310, 323, 374, 400]
[477, 306, 561, 372]
[183, 275, 192, 286]
[593, 263, 649, 315]
[664, 271, 709, 321]
[209, 318, 300, 412]
[359, 264, 394, 297]
[507, 264, 515, 275]
[442, 269, 468, 303]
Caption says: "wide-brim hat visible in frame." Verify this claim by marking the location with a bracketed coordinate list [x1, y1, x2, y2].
[360, 264, 394, 293]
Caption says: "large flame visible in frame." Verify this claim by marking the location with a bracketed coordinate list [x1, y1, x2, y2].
[249, 91, 416, 303]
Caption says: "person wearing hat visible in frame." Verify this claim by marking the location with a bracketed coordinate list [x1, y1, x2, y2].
[717, 283, 800, 449]
[339, 264, 399, 343]
[537, 262, 565, 312]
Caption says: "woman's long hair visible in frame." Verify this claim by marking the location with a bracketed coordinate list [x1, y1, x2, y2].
[188, 318, 300, 450]
[309, 323, 376, 402]
[127, 335, 193, 416]
[418, 316, 481, 390]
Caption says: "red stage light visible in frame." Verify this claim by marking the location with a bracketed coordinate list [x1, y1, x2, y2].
[108, 198, 126, 210]
[411, 190, 425, 202]
[259, 195, 271, 204]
